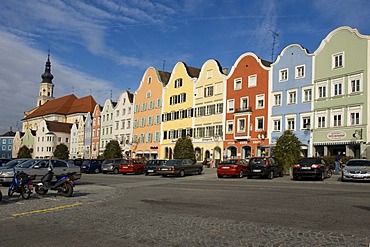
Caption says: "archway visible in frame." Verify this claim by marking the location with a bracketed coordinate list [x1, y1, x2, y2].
[195, 147, 202, 161]
[226, 146, 237, 159]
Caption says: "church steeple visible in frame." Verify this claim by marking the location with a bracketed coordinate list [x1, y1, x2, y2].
[37, 52, 55, 107]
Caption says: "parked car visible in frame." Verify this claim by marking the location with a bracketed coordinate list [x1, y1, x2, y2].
[101, 158, 124, 174]
[119, 159, 146, 175]
[156, 159, 203, 177]
[66, 159, 85, 167]
[293, 157, 331, 181]
[247, 157, 283, 179]
[217, 159, 249, 178]
[0, 159, 81, 184]
[0, 158, 11, 167]
[341, 159, 370, 182]
[145, 159, 167, 175]
[80, 159, 104, 173]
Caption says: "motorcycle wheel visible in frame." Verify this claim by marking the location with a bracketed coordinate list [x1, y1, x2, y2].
[21, 184, 31, 199]
[35, 185, 48, 195]
[60, 182, 73, 197]
[8, 185, 15, 197]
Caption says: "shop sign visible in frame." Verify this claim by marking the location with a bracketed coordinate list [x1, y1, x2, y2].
[327, 131, 346, 140]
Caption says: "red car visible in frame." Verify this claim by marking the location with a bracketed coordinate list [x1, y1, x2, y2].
[119, 159, 146, 175]
[217, 159, 249, 178]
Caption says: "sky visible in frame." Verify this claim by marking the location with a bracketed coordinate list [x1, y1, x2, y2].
[0, 0, 370, 134]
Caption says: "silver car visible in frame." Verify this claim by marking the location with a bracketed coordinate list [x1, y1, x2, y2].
[341, 159, 370, 181]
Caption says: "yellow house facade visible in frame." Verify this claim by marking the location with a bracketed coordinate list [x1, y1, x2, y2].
[193, 59, 227, 167]
[132, 67, 170, 160]
[160, 62, 200, 159]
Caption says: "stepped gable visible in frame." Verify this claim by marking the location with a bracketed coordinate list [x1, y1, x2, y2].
[45, 121, 73, 133]
[24, 94, 97, 120]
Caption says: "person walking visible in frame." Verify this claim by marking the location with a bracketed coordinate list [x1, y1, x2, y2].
[335, 151, 342, 175]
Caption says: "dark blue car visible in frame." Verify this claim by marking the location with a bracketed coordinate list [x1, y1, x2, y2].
[80, 159, 103, 174]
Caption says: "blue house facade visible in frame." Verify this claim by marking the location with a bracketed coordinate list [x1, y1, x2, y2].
[269, 44, 313, 157]
[0, 131, 16, 158]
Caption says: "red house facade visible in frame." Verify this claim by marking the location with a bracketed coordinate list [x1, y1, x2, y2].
[224, 52, 271, 159]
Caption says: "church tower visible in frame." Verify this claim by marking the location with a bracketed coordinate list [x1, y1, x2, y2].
[37, 53, 55, 107]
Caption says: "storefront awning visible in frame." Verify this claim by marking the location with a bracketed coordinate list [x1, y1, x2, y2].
[313, 141, 363, 146]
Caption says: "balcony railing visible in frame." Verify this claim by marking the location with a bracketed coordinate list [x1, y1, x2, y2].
[234, 107, 252, 113]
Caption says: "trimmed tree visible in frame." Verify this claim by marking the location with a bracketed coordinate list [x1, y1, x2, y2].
[173, 136, 196, 162]
[273, 130, 302, 174]
[103, 140, 122, 159]
[17, 145, 32, 158]
[54, 143, 69, 160]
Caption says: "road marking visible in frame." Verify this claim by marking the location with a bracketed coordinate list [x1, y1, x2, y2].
[11, 203, 83, 217]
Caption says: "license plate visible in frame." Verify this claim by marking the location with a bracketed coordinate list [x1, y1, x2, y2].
[353, 174, 363, 178]
[253, 169, 261, 172]
[82, 166, 86, 168]
[302, 167, 311, 170]
[148, 170, 154, 172]
[222, 167, 230, 169]
[102, 168, 107, 170]
[122, 166, 128, 168]
[161, 168, 168, 171]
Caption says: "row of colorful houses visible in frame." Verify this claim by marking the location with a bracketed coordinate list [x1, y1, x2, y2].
[9, 26, 369, 164]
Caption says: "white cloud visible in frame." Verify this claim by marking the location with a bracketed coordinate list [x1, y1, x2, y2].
[0, 30, 117, 134]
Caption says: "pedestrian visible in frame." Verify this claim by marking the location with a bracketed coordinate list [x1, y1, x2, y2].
[335, 151, 342, 175]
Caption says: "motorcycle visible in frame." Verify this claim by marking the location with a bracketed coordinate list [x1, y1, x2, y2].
[8, 169, 35, 199]
[35, 168, 76, 197]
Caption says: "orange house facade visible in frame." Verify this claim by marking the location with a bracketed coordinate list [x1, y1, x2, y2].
[224, 52, 271, 159]
[132, 67, 170, 160]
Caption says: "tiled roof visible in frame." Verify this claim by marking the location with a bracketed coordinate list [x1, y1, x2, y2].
[158, 70, 171, 86]
[46, 121, 72, 133]
[127, 91, 134, 103]
[184, 63, 201, 78]
[24, 94, 97, 120]
[0, 131, 16, 137]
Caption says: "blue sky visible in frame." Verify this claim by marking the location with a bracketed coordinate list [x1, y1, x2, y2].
[0, 0, 370, 134]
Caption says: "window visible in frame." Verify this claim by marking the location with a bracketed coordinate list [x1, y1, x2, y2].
[332, 78, 343, 96]
[273, 93, 281, 106]
[237, 118, 246, 132]
[116, 110, 119, 117]
[206, 69, 213, 79]
[204, 85, 213, 97]
[303, 88, 312, 102]
[148, 116, 153, 126]
[215, 103, 223, 114]
[234, 78, 242, 90]
[156, 99, 162, 108]
[295, 65, 305, 78]
[302, 116, 311, 129]
[332, 52, 344, 69]
[256, 95, 264, 109]
[148, 76, 152, 84]
[286, 116, 295, 131]
[155, 132, 160, 142]
[174, 78, 183, 88]
[146, 90, 151, 98]
[240, 97, 248, 110]
[141, 103, 146, 111]
[273, 119, 281, 131]
[227, 100, 234, 112]
[350, 112, 360, 125]
[349, 74, 362, 94]
[248, 74, 257, 87]
[279, 69, 288, 81]
[227, 120, 234, 133]
[287, 90, 297, 104]
[317, 84, 327, 99]
[256, 117, 264, 130]
[333, 114, 342, 127]
[317, 114, 326, 128]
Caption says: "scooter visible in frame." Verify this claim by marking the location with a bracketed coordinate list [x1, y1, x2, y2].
[8, 169, 35, 199]
[35, 168, 76, 197]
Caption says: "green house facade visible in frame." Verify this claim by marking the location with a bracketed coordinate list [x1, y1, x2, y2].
[313, 26, 370, 158]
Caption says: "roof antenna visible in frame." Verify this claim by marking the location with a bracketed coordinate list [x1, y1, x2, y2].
[72, 85, 74, 93]
[270, 30, 279, 62]
[161, 59, 166, 71]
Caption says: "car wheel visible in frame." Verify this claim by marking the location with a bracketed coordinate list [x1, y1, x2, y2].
[197, 168, 202, 175]
[320, 171, 325, 181]
[113, 168, 119, 174]
[162, 174, 167, 177]
[136, 169, 142, 175]
[179, 170, 185, 177]
[279, 170, 284, 177]
[217, 175, 223, 178]
[238, 170, 243, 178]
[293, 176, 298, 181]
[103, 172, 107, 174]
[326, 169, 332, 178]
[268, 170, 274, 179]
[145, 172, 149, 176]
[94, 168, 100, 174]
[341, 174, 346, 182]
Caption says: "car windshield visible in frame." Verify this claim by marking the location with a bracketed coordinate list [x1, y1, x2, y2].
[166, 160, 182, 166]
[102, 159, 113, 164]
[82, 160, 91, 165]
[146, 160, 165, 166]
[299, 158, 322, 165]
[220, 159, 238, 165]
[17, 159, 40, 168]
[346, 160, 370, 167]
[249, 158, 266, 165]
